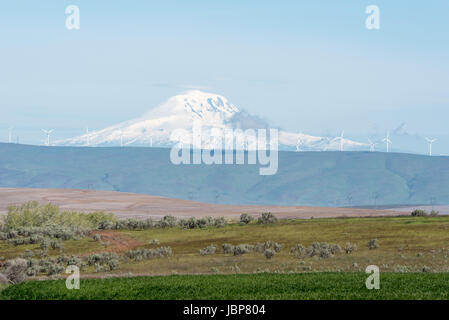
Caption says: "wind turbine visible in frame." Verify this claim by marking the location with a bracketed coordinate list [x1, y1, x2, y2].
[86, 126, 90, 146]
[118, 130, 123, 147]
[8, 126, 14, 143]
[296, 137, 303, 152]
[425, 137, 437, 156]
[368, 139, 377, 152]
[41, 129, 54, 146]
[332, 131, 345, 151]
[382, 131, 392, 153]
[322, 137, 332, 151]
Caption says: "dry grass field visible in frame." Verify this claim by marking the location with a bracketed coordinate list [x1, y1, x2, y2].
[2, 215, 449, 276]
[0, 188, 404, 220]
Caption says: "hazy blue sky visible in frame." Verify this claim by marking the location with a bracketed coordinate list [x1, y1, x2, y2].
[1, 1, 448, 153]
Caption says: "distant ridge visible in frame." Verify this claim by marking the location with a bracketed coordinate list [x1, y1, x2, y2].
[0, 143, 448, 207]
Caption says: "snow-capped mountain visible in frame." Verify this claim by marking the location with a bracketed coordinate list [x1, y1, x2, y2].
[56, 90, 367, 151]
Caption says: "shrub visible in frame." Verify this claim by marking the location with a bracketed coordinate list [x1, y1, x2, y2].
[0, 232, 8, 240]
[149, 239, 160, 245]
[257, 212, 277, 224]
[0, 273, 9, 284]
[411, 209, 428, 217]
[233, 244, 254, 256]
[264, 249, 275, 259]
[214, 217, 227, 228]
[255, 241, 282, 253]
[87, 252, 120, 272]
[344, 242, 357, 254]
[4, 258, 28, 284]
[239, 214, 254, 225]
[93, 234, 102, 241]
[125, 247, 172, 261]
[291, 242, 342, 259]
[290, 244, 307, 258]
[47, 263, 65, 275]
[222, 243, 234, 254]
[40, 238, 50, 250]
[50, 239, 63, 250]
[158, 215, 177, 228]
[199, 245, 217, 256]
[368, 239, 380, 250]
[67, 255, 84, 269]
[430, 210, 439, 217]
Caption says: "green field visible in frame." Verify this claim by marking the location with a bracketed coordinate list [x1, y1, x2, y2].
[2, 272, 449, 300]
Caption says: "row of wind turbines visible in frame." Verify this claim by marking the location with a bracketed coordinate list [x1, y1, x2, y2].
[5, 126, 439, 156]
[296, 131, 438, 156]
[7, 126, 152, 148]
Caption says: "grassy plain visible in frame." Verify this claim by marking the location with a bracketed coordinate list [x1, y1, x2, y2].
[2, 272, 449, 300]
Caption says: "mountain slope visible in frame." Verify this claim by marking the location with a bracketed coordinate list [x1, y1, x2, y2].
[56, 90, 366, 151]
[0, 143, 448, 207]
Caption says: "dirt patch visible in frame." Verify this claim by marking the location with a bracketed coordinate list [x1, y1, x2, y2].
[0, 187, 406, 220]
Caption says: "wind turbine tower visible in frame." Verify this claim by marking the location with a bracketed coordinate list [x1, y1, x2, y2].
[41, 129, 54, 146]
[86, 126, 90, 146]
[382, 131, 392, 153]
[296, 137, 303, 152]
[332, 131, 345, 151]
[425, 137, 437, 156]
[368, 139, 377, 152]
[8, 126, 14, 143]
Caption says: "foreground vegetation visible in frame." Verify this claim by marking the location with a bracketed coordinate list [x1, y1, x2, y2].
[1, 202, 449, 297]
[2, 272, 449, 300]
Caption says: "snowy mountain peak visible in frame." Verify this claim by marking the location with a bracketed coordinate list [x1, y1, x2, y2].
[56, 91, 367, 151]
[143, 90, 239, 123]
